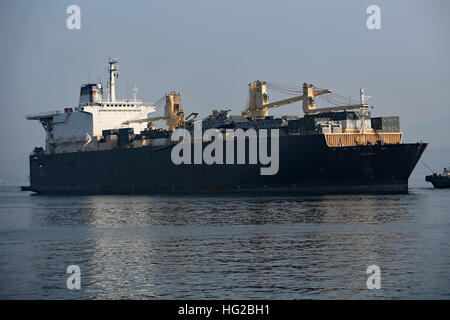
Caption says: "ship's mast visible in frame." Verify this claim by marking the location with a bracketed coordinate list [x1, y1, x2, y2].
[133, 84, 138, 102]
[108, 58, 119, 102]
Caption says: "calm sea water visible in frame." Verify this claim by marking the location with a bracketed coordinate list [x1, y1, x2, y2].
[0, 175, 449, 299]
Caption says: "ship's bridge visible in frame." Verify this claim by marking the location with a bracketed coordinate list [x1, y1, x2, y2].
[26, 58, 157, 154]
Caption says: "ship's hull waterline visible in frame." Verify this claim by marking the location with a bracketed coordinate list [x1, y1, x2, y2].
[29, 135, 427, 195]
[425, 175, 450, 189]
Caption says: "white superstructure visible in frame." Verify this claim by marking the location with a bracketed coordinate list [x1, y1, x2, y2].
[27, 58, 156, 154]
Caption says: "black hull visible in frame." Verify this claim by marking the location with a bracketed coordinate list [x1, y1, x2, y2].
[29, 135, 427, 195]
[425, 175, 450, 189]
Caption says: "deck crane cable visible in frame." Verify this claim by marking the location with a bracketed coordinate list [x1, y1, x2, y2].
[267, 82, 354, 102]
[265, 81, 360, 108]
[314, 86, 355, 104]
[153, 95, 166, 109]
[266, 82, 302, 95]
[267, 83, 298, 90]
[266, 85, 301, 93]
[121, 95, 166, 125]
[268, 83, 346, 104]
[266, 81, 302, 90]
[421, 160, 435, 174]
[314, 86, 358, 107]
[318, 94, 348, 106]
[266, 87, 300, 96]
[148, 96, 166, 109]
[265, 81, 369, 112]
[267, 87, 301, 95]
[265, 81, 300, 90]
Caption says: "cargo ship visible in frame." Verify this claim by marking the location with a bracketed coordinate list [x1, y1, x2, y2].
[25, 58, 427, 194]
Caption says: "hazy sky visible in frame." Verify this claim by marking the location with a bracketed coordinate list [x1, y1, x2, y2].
[0, 0, 449, 183]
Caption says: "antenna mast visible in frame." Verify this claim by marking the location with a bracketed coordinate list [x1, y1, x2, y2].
[133, 84, 138, 102]
[108, 58, 119, 102]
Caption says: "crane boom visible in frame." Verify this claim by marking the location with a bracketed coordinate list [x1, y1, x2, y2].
[264, 95, 303, 110]
[265, 88, 332, 110]
[242, 81, 332, 118]
[122, 92, 185, 131]
[124, 116, 166, 124]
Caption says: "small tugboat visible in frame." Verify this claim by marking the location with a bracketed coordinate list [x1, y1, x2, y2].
[426, 166, 450, 189]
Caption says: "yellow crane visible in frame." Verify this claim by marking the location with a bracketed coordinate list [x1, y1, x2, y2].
[125, 82, 370, 130]
[242, 81, 368, 119]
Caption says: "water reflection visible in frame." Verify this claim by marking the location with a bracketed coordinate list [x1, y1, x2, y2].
[29, 193, 417, 228]
[1, 187, 449, 299]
